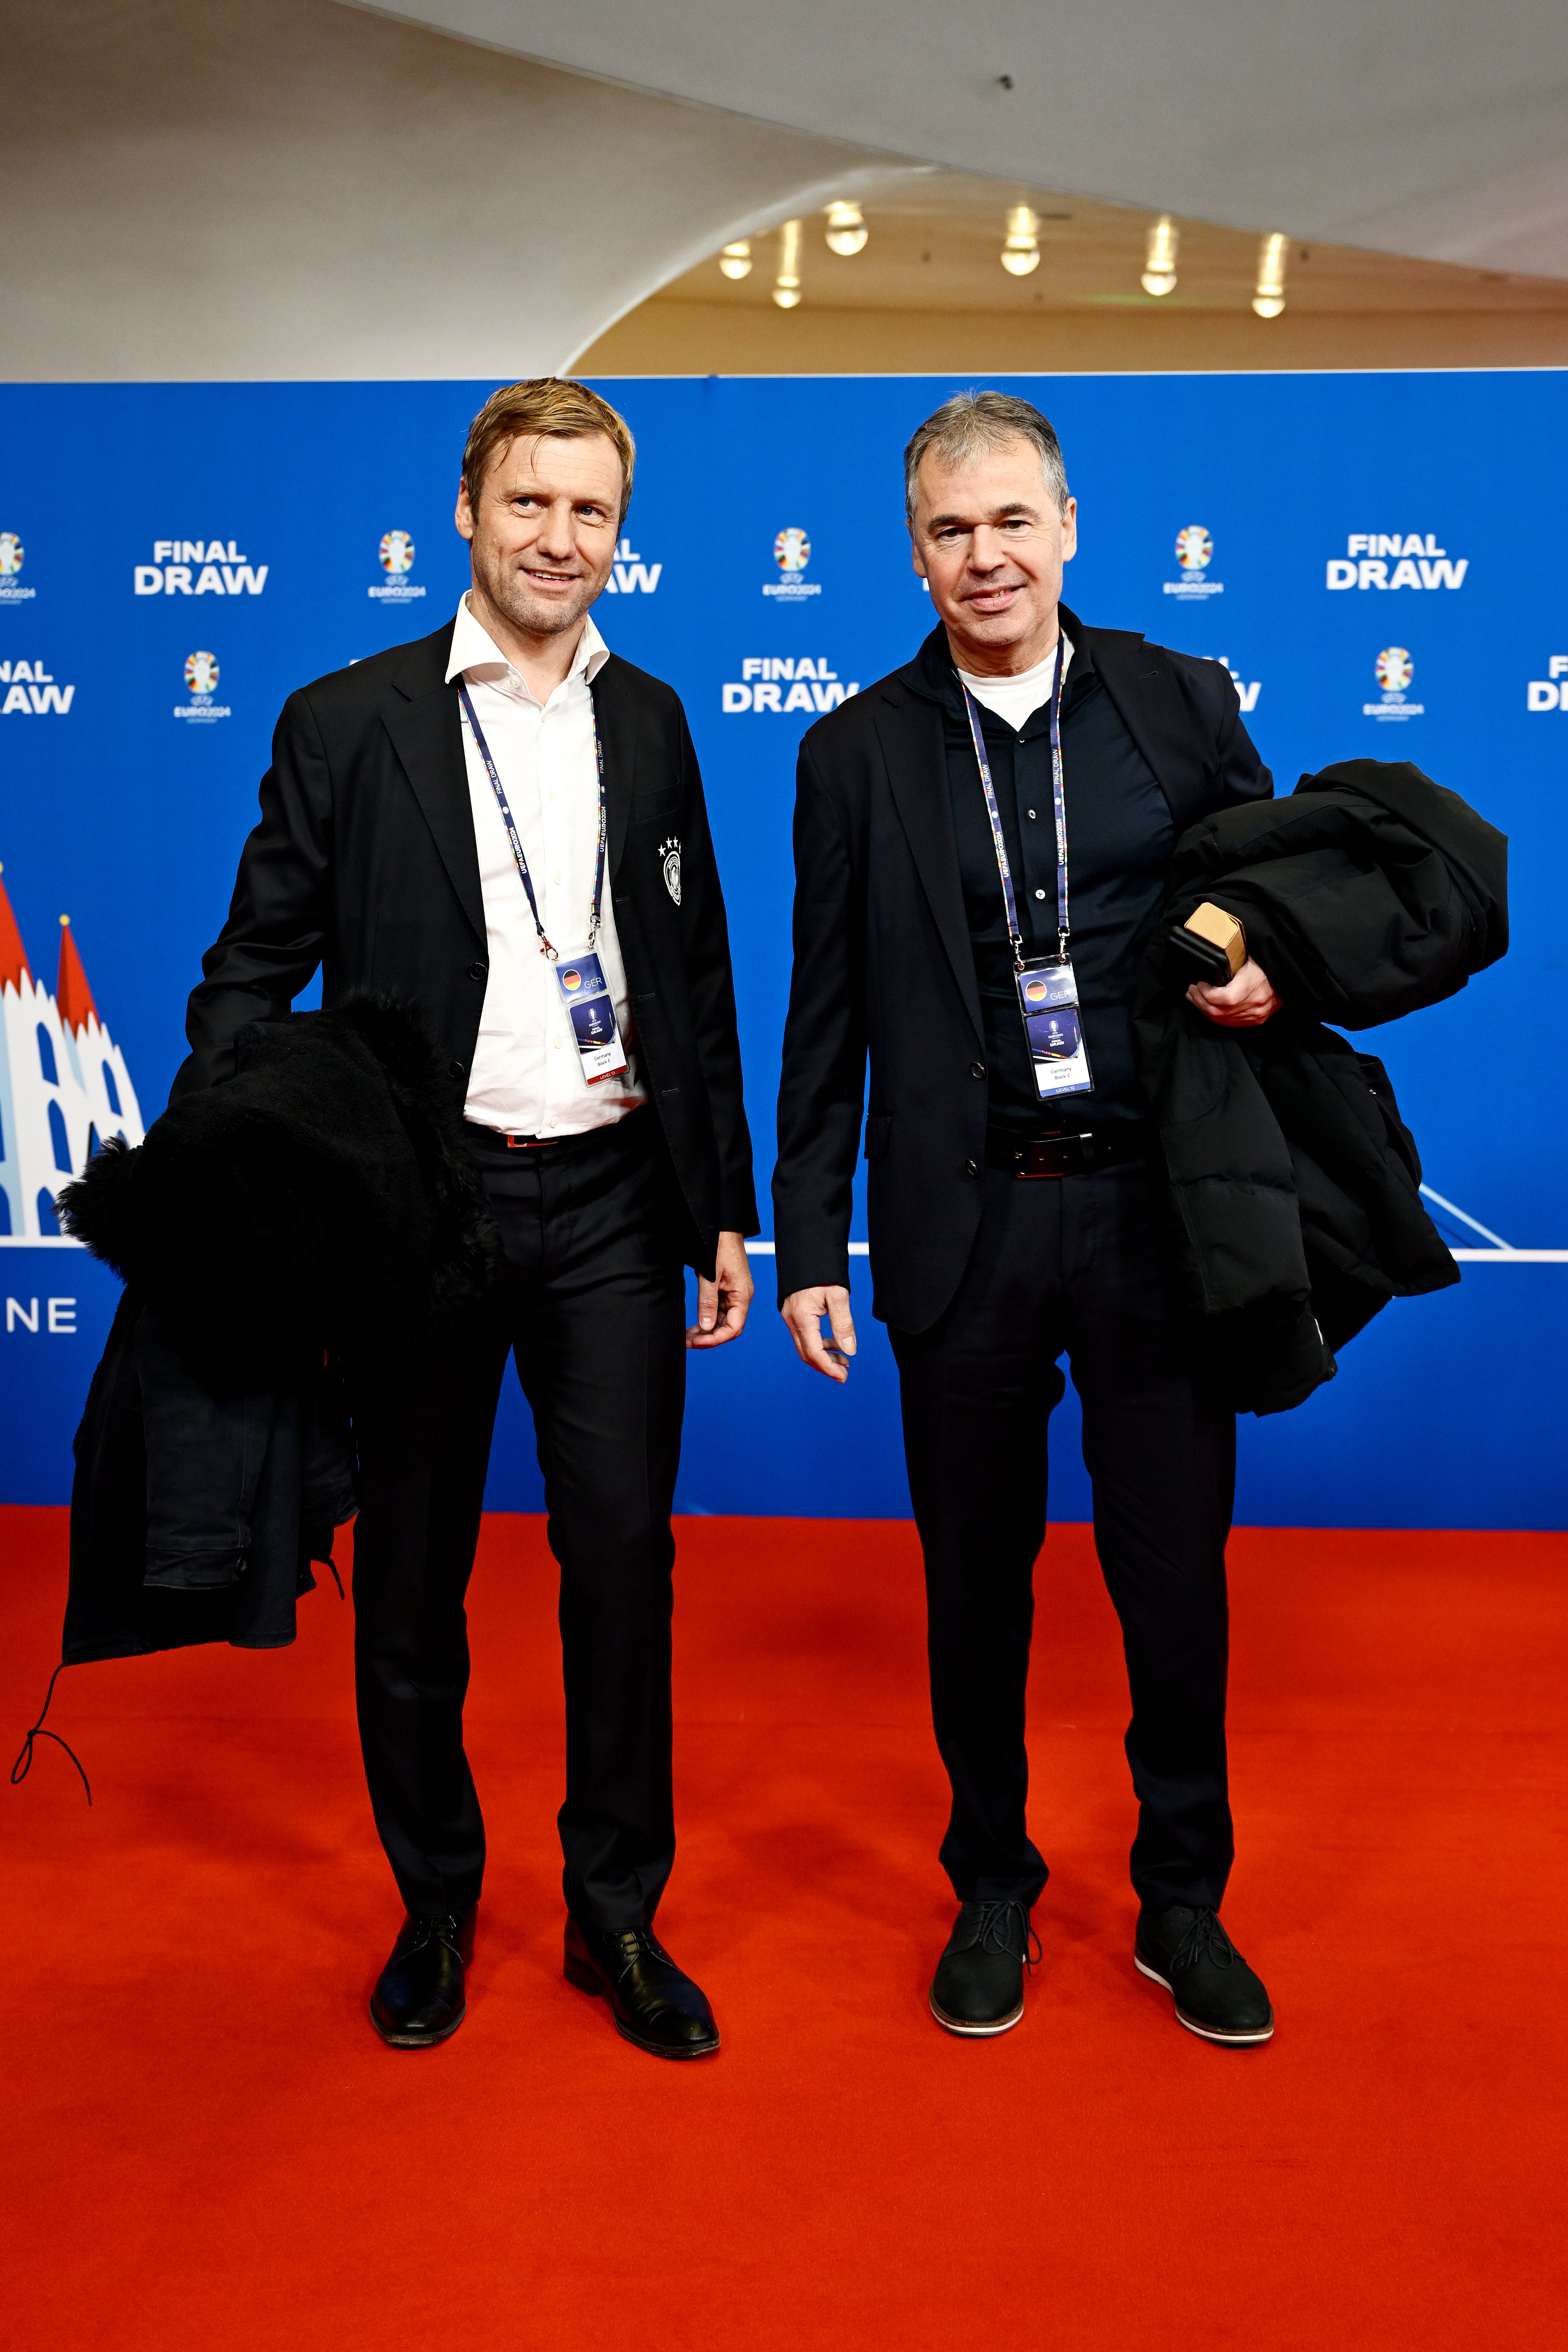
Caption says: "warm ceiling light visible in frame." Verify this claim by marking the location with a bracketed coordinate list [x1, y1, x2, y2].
[1001, 203, 1040, 277]
[719, 241, 753, 280]
[773, 218, 803, 309]
[1142, 214, 1179, 297]
[1253, 231, 1288, 318]
[825, 200, 868, 256]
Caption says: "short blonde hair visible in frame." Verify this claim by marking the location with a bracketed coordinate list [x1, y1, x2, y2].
[461, 378, 636, 521]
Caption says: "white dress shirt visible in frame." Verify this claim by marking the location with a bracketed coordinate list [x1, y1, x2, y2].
[447, 594, 648, 1137]
[956, 635, 1073, 732]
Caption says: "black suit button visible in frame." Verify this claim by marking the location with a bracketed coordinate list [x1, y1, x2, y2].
[448, 1059, 465, 1078]
[970, 1061, 986, 1079]
[964, 1157, 980, 1176]
[468, 960, 487, 981]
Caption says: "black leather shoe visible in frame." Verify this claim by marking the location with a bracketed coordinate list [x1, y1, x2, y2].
[369, 1906, 476, 2048]
[1134, 1904, 1274, 2045]
[564, 1917, 720, 2058]
[930, 1899, 1038, 2036]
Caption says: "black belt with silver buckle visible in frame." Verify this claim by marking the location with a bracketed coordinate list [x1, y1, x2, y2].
[985, 1124, 1148, 1180]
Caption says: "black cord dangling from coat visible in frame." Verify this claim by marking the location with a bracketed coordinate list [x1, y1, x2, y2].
[10, 1662, 92, 1806]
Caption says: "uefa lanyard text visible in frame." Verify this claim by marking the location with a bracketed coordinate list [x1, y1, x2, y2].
[458, 680, 608, 963]
[959, 639, 1069, 967]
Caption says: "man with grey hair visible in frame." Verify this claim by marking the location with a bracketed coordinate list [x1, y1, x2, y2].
[774, 390, 1279, 2046]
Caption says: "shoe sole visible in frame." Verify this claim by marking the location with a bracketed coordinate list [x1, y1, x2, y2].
[929, 1991, 1024, 2037]
[564, 1950, 720, 2060]
[368, 1997, 466, 2050]
[1133, 1955, 1274, 2045]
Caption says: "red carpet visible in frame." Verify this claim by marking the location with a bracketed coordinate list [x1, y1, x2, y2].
[3, 1506, 1565, 2349]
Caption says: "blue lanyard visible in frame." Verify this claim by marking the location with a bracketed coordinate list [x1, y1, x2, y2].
[960, 639, 1069, 968]
[458, 679, 608, 963]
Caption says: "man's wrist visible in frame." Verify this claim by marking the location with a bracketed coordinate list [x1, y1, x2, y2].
[777, 1266, 851, 1308]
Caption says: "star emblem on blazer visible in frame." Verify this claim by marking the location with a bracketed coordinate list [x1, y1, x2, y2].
[659, 836, 682, 906]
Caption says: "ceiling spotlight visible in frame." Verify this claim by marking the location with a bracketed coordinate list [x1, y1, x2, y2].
[773, 218, 803, 309]
[1252, 231, 1288, 318]
[1142, 214, 1179, 297]
[719, 241, 753, 280]
[1001, 204, 1040, 277]
[825, 200, 868, 256]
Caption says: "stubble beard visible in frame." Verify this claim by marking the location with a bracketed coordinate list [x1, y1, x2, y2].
[478, 541, 606, 643]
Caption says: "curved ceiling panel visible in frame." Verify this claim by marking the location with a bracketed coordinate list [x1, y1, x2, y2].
[5, 0, 894, 379]
[351, 0, 1568, 277]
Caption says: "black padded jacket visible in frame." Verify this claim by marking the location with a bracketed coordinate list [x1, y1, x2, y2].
[1134, 758, 1508, 1414]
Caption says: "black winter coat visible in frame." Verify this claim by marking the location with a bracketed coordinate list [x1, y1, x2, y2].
[58, 997, 497, 1663]
[1136, 759, 1508, 1414]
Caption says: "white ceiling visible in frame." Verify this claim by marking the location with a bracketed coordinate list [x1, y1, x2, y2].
[6, 0, 1564, 385]
[354, 0, 1568, 278]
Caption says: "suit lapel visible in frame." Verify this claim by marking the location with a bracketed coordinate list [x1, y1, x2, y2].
[1076, 616, 1213, 838]
[874, 686, 983, 1044]
[590, 656, 639, 881]
[383, 633, 486, 948]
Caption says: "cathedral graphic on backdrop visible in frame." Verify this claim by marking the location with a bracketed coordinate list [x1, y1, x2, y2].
[0, 865, 144, 1238]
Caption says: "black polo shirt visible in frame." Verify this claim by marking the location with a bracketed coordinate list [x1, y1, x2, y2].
[909, 619, 1175, 1135]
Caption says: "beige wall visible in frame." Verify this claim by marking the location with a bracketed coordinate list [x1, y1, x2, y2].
[578, 300, 1568, 378]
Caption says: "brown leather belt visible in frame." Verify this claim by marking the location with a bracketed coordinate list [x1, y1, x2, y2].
[985, 1124, 1149, 1179]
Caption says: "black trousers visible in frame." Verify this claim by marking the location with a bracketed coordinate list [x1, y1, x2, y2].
[889, 1161, 1236, 1914]
[350, 1110, 689, 1929]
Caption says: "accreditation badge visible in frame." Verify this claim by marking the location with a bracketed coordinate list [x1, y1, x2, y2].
[1015, 957, 1093, 1101]
[554, 949, 629, 1083]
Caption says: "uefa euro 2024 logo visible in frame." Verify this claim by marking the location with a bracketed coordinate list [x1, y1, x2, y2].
[370, 528, 425, 603]
[1165, 525, 1222, 599]
[175, 647, 229, 724]
[764, 525, 821, 602]
[1365, 645, 1422, 722]
[0, 530, 33, 602]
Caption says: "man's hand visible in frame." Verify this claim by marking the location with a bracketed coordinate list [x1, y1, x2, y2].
[1187, 956, 1280, 1028]
[780, 1284, 857, 1384]
[686, 1231, 754, 1349]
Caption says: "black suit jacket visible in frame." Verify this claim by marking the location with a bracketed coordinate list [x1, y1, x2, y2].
[176, 619, 757, 1273]
[772, 608, 1271, 1333]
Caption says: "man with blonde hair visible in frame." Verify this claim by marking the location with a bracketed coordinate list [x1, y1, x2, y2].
[178, 379, 756, 2055]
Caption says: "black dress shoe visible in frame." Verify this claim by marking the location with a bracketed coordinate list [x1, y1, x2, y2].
[1134, 1903, 1274, 2045]
[564, 1917, 720, 2058]
[930, 1899, 1038, 2036]
[369, 1905, 477, 2048]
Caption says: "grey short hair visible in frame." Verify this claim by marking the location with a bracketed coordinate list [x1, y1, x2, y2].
[904, 389, 1071, 521]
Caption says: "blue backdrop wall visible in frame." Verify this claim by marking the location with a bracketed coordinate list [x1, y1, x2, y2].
[0, 371, 1563, 1527]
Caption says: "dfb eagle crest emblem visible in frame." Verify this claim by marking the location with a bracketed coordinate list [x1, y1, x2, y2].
[659, 836, 681, 906]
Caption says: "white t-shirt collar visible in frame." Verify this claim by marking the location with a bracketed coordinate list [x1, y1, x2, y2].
[956, 630, 1073, 729]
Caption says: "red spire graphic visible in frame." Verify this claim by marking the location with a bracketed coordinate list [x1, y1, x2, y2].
[0, 863, 31, 991]
[56, 915, 99, 1033]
